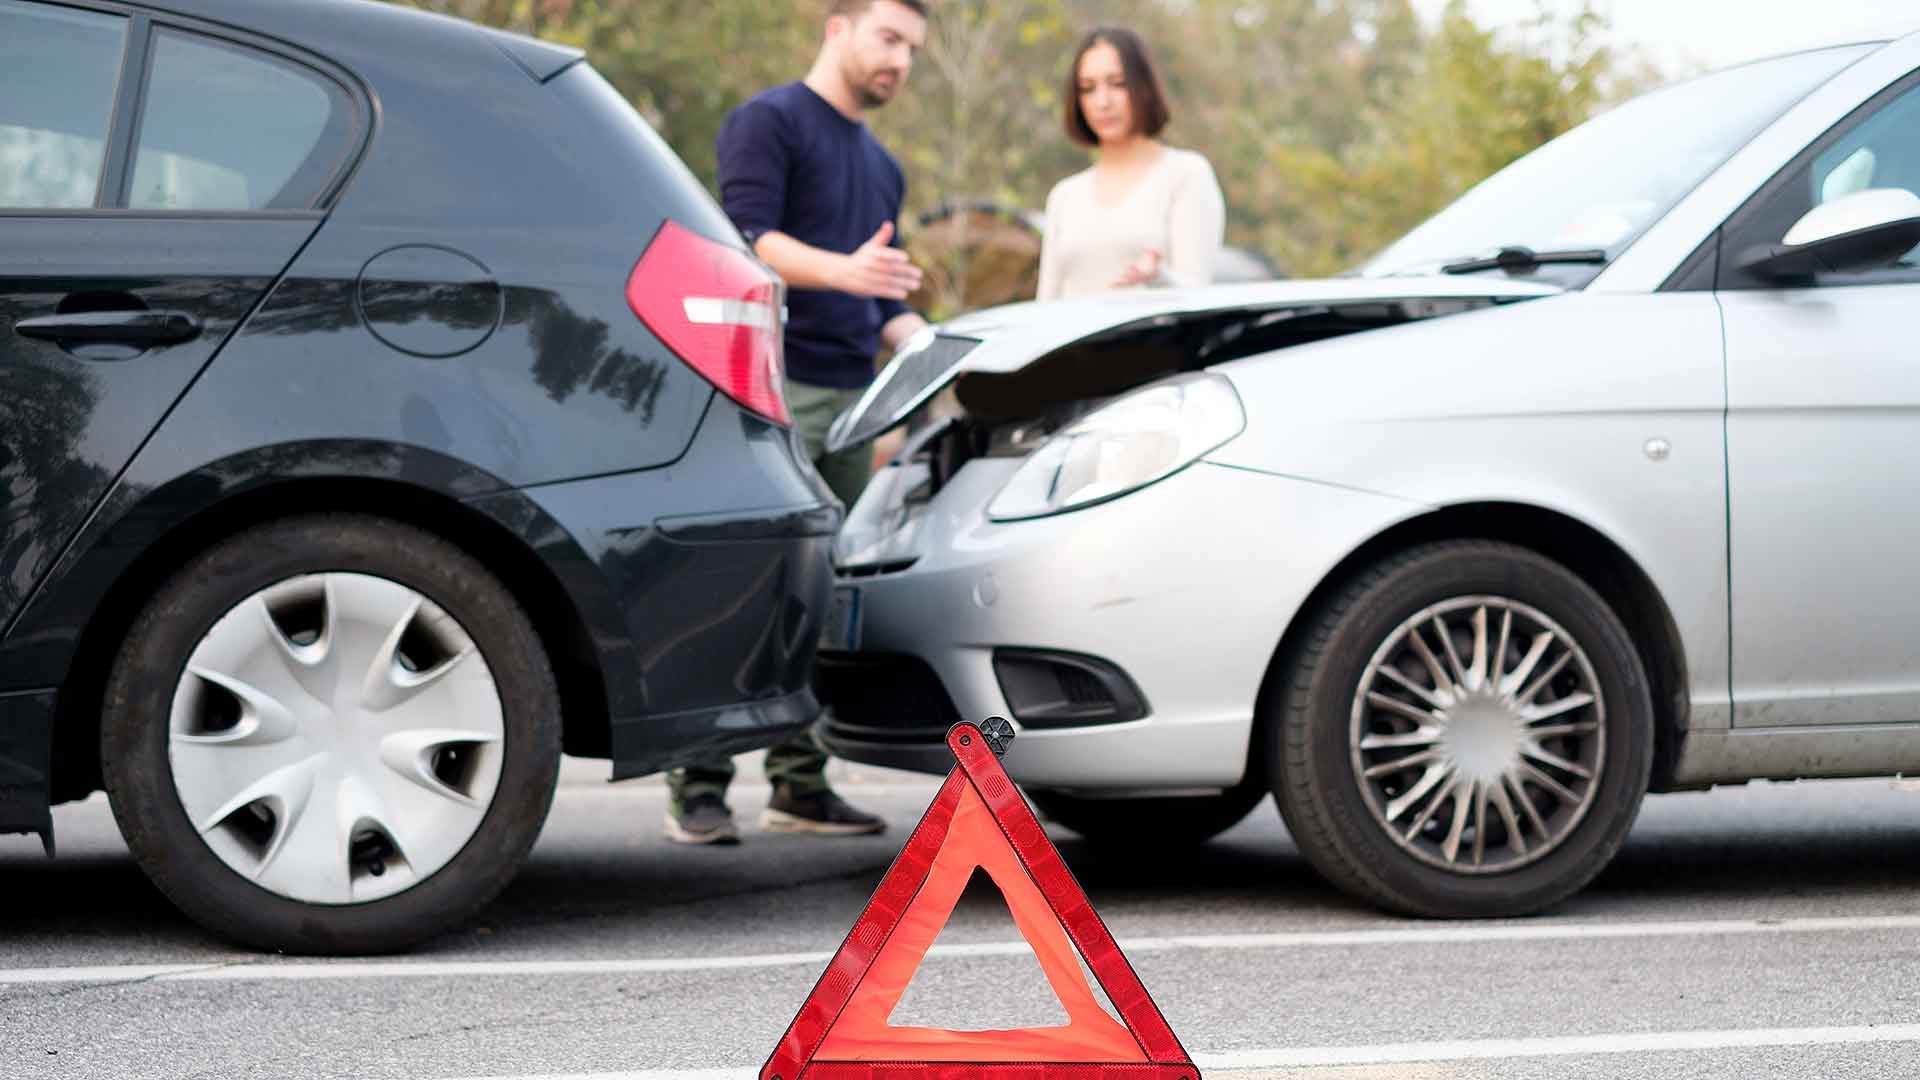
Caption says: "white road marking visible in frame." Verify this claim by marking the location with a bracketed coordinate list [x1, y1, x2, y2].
[6, 912, 1920, 987]
[1192, 1023, 1920, 1068]
[435, 1073, 752, 1080]
[436, 1074, 754, 1080]
[424, 1023, 1920, 1079]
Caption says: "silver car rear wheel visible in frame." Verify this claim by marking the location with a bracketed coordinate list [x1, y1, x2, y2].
[171, 573, 506, 905]
[1350, 597, 1606, 875]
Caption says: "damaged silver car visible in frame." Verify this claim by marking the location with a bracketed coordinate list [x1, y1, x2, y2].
[817, 37, 1920, 918]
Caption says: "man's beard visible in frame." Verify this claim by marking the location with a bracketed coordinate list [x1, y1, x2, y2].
[844, 58, 901, 109]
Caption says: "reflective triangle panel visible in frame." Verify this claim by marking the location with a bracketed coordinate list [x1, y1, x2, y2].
[760, 722, 1198, 1080]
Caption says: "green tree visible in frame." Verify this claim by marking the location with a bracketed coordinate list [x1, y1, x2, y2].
[1251, 1, 1657, 276]
[390, 0, 1660, 292]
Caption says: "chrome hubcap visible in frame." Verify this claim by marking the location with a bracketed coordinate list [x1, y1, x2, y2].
[169, 574, 505, 904]
[1349, 596, 1606, 874]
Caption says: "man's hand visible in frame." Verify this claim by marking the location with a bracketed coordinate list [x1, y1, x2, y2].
[1110, 246, 1164, 289]
[881, 311, 929, 352]
[836, 222, 923, 300]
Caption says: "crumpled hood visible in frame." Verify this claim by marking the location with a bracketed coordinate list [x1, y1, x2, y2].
[825, 275, 1563, 452]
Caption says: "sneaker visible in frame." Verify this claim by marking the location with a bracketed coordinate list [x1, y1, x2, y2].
[664, 793, 740, 845]
[760, 786, 886, 836]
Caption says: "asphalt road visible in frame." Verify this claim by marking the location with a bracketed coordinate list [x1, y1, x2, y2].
[6, 754, 1920, 1080]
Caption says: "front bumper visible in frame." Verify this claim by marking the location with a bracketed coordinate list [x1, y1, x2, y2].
[818, 457, 1418, 790]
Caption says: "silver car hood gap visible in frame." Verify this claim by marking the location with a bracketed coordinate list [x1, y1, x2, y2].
[826, 276, 1562, 452]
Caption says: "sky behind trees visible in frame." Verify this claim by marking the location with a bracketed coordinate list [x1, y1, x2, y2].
[1411, 0, 1920, 69]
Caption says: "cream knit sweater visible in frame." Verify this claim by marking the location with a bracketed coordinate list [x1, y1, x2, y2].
[1036, 147, 1227, 301]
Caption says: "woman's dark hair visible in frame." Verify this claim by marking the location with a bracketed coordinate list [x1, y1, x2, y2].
[1062, 26, 1171, 147]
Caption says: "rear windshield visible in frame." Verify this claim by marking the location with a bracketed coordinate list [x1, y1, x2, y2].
[551, 63, 745, 252]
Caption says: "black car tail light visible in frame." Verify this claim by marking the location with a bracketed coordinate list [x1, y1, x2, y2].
[626, 220, 790, 425]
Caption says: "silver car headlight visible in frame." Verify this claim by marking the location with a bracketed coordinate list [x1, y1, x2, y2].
[986, 372, 1245, 522]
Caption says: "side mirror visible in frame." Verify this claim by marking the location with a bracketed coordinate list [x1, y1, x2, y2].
[1737, 188, 1920, 280]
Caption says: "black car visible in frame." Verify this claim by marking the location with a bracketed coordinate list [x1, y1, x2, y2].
[0, 0, 836, 953]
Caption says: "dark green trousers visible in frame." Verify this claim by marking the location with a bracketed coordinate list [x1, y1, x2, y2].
[667, 379, 872, 809]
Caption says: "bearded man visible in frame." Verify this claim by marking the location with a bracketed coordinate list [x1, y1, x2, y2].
[664, 0, 932, 845]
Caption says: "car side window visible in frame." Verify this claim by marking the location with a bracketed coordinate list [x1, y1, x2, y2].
[1722, 73, 1920, 288]
[0, 0, 128, 210]
[1808, 83, 1920, 272]
[128, 29, 354, 212]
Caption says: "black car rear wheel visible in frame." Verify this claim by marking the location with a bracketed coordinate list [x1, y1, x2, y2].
[1269, 540, 1653, 918]
[101, 514, 561, 954]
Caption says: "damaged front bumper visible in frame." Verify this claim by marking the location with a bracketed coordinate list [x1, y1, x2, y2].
[816, 450, 1422, 790]
[817, 277, 1549, 790]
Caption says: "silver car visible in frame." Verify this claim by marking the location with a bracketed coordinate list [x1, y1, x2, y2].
[814, 35, 1920, 919]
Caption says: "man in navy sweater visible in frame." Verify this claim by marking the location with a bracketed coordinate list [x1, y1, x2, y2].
[666, 0, 931, 845]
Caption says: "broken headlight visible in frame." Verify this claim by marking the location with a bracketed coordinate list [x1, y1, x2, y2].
[986, 373, 1245, 521]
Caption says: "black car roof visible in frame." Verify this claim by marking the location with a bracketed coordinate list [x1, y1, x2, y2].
[125, 0, 582, 82]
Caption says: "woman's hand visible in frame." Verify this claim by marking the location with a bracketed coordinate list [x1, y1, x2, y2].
[1111, 247, 1164, 289]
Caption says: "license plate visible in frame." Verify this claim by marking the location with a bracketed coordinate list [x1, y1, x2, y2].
[820, 586, 862, 652]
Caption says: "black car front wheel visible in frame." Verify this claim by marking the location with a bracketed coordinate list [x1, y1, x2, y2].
[101, 514, 562, 954]
[1270, 540, 1653, 918]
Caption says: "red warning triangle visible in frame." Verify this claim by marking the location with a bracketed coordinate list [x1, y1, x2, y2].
[761, 720, 1200, 1080]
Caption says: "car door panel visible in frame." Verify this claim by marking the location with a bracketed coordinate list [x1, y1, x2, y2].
[2, 5, 360, 647]
[1722, 71, 1920, 728]
[1, 216, 320, 637]
[1724, 284, 1920, 726]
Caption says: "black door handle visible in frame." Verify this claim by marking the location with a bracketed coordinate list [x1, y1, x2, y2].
[14, 310, 202, 347]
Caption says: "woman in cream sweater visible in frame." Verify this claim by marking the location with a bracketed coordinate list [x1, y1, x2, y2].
[1037, 27, 1226, 301]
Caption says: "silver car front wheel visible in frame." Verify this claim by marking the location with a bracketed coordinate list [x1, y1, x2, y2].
[1271, 540, 1653, 919]
[1350, 597, 1606, 874]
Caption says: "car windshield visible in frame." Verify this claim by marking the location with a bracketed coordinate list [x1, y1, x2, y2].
[1363, 43, 1877, 283]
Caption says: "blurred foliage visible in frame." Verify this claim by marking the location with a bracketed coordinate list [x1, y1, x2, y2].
[396, 0, 1662, 302]
[1252, 3, 1662, 275]
[905, 203, 1045, 315]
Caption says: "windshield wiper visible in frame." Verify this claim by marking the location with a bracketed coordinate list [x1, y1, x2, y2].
[1441, 246, 1609, 275]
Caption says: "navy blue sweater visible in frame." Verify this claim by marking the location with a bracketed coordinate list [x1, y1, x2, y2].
[716, 82, 911, 390]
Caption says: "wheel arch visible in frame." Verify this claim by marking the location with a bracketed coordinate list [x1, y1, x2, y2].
[1251, 500, 1691, 792]
[48, 470, 613, 804]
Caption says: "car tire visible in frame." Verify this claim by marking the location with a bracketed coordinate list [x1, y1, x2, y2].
[1028, 781, 1268, 848]
[1269, 540, 1653, 918]
[100, 513, 562, 954]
